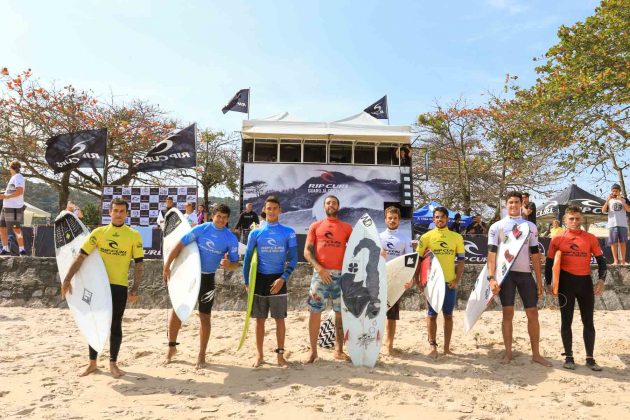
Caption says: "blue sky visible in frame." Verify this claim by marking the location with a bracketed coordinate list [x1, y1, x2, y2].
[1, 0, 607, 198]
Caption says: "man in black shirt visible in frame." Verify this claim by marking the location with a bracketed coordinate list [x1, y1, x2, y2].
[449, 213, 462, 234]
[465, 214, 487, 235]
[522, 192, 537, 224]
[234, 202, 259, 241]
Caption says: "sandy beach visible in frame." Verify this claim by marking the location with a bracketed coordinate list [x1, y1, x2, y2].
[1, 308, 629, 419]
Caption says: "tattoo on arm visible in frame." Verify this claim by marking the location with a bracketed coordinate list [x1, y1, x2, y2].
[304, 243, 319, 268]
[62, 254, 87, 284]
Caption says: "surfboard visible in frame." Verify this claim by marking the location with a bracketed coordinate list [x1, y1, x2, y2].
[419, 250, 446, 314]
[340, 214, 387, 367]
[552, 250, 562, 296]
[386, 253, 420, 309]
[237, 247, 258, 351]
[54, 211, 112, 354]
[163, 208, 201, 323]
[463, 222, 531, 333]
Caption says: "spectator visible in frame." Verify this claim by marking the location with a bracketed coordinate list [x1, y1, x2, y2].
[465, 214, 487, 235]
[156, 197, 175, 230]
[0, 161, 27, 255]
[184, 202, 198, 227]
[197, 204, 207, 224]
[66, 200, 84, 219]
[449, 213, 462, 233]
[602, 183, 630, 265]
[234, 202, 259, 240]
[522, 192, 537, 224]
[549, 219, 565, 238]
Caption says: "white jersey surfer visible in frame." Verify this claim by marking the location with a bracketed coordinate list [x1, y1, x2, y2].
[379, 206, 413, 356]
[487, 192, 551, 366]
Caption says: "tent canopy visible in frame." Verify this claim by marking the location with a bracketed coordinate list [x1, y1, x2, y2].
[536, 184, 606, 225]
[413, 201, 472, 227]
[24, 202, 51, 227]
[242, 112, 411, 143]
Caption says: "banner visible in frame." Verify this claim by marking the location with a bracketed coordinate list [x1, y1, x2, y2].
[364, 95, 388, 120]
[101, 185, 197, 226]
[222, 88, 250, 114]
[135, 124, 197, 173]
[242, 163, 407, 234]
[45, 128, 107, 173]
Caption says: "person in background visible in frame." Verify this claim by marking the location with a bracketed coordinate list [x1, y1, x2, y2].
[466, 214, 487, 235]
[66, 200, 84, 219]
[602, 183, 630, 265]
[449, 213, 462, 234]
[549, 219, 565, 238]
[184, 202, 198, 227]
[0, 161, 27, 256]
[522, 192, 537, 224]
[235, 203, 259, 242]
[156, 197, 175, 230]
[197, 204, 207, 224]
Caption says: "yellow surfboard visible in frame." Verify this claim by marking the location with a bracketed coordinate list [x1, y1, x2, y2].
[237, 248, 257, 351]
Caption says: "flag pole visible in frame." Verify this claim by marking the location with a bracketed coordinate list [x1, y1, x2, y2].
[247, 87, 251, 120]
[386, 95, 390, 125]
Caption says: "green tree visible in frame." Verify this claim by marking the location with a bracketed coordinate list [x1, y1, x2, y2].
[517, 0, 629, 194]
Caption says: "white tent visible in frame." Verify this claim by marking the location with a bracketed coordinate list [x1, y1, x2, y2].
[242, 112, 411, 143]
[24, 202, 51, 226]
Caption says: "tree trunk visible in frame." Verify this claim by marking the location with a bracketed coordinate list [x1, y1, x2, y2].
[57, 172, 71, 212]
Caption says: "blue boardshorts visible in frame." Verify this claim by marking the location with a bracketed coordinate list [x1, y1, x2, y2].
[427, 284, 457, 316]
[307, 270, 342, 313]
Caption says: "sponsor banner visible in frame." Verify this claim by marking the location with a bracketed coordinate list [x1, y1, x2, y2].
[101, 185, 197, 226]
[135, 124, 197, 173]
[45, 128, 107, 173]
[243, 163, 407, 234]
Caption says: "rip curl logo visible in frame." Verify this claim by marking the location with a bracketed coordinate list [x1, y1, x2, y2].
[348, 262, 359, 273]
[324, 231, 333, 239]
[89, 236, 97, 246]
[206, 239, 216, 249]
[569, 243, 580, 252]
[320, 171, 334, 182]
[267, 238, 278, 246]
[386, 242, 394, 250]
[108, 240, 119, 249]
[148, 139, 174, 155]
[67, 140, 89, 157]
[464, 240, 482, 255]
[438, 241, 449, 248]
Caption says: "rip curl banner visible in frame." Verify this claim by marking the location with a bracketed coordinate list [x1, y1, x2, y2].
[363, 95, 388, 120]
[242, 163, 408, 234]
[135, 124, 197, 173]
[222, 88, 249, 114]
[45, 128, 107, 173]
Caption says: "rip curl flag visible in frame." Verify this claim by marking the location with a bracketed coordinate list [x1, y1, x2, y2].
[222, 89, 249, 114]
[45, 128, 107, 173]
[364, 95, 388, 120]
[135, 124, 197, 173]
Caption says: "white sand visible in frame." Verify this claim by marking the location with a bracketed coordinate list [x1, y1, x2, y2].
[1, 308, 629, 419]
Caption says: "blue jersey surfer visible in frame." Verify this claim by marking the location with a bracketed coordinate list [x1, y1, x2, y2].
[162, 203, 240, 369]
[243, 195, 298, 368]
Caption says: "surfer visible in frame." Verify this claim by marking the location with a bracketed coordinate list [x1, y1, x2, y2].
[487, 192, 551, 366]
[416, 206, 465, 359]
[243, 196, 298, 368]
[61, 198, 144, 378]
[162, 203, 240, 368]
[156, 196, 175, 230]
[0, 161, 27, 256]
[379, 206, 413, 356]
[304, 195, 353, 363]
[545, 206, 606, 371]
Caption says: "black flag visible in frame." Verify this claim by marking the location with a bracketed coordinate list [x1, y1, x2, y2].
[222, 88, 249, 114]
[364, 95, 388, 120]
[45, 128, 107, 173]
[135, 124, 197, 173]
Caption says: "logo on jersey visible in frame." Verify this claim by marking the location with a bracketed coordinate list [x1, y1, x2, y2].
[324, 231, 334, 239]
[386, 242, 395, 250]
[569, 243, 580, 252]
[438, 241, 449, 248]
[267, 238, 278, 246]
[89, 236, 97, 246]
[108, 240, 119, 249]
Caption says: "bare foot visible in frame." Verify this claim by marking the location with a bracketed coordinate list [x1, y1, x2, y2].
[162, 346, 177, 365]
[252, 356, 264, 368]
[109, 362, 126, 378]
[277, 355, 289, 368]
[79, 363, 98, 377]
[427, 346, 438, 360]
[195, 354, 207, 369]
[304, 352, 319, 364]
[384, 347, 402, 357]
[334, 352, 351, 361]
[532, 355, 552, 367]
[500, 353, 513, 364]
[443, 349, 455, 356]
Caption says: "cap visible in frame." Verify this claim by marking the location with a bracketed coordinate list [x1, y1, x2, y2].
[612, 183, 621, 190]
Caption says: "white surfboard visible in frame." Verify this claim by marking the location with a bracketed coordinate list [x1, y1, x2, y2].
[163, 208, 202, 323]
[420, 250, 447, 314]
[54, 211, 112, 354]
[386, 253, 420, 309]
[463, 222, 530, 333]
[340, 214, 387, 367]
